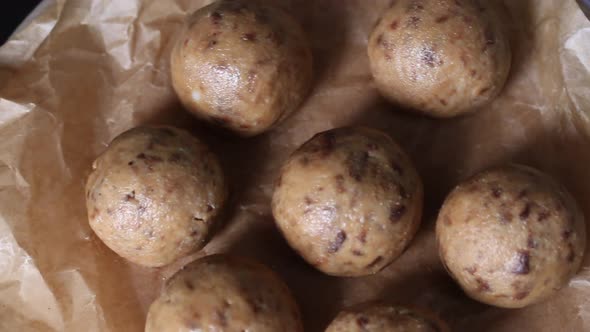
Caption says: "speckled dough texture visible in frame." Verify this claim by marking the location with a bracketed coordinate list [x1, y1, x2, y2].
[436, 164, 586, 308]
[170, 0, 313, 136]
[325, 303, 448, 332]
[368, 0, 511, 117]
[145, 254, 304, 332]
[272, 127, 423, 277]
[85, 126, 227, 267]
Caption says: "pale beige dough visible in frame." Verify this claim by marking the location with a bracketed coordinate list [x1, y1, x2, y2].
[436, 164, 586, 308]
[170, 0, 313, 136]
[145, 254, 303, 332]
[272, 127, 423, 277]
[325, 303, 448, 332]
[368, 0, 511, 117]
[85, 126, 227, 267]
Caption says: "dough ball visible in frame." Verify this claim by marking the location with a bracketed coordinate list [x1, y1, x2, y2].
[325, 303, 448, 332]
[145, 254, 303, 332]
[436, 165, 586, 308]
[85, 126, 227, 267]
[368, 0, 511, 117]
[170, 0, 313, 136]
[272, 127, 423, 277]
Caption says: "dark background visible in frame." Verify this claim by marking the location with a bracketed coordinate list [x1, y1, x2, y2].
[0, 0, 42, 44]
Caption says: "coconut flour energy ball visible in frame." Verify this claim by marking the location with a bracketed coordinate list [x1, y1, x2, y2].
[145, 254, 303, 332]
[170, 0, 313, 136]
[325, 303, 448, 332]
[272, 127, 423, 277]
[436, 165, 586, 308]
[368, 0, 511, 117]
[86, 126, 227, 267]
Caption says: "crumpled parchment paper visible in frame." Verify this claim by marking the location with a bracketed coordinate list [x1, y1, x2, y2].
[1, 0, 590, 331]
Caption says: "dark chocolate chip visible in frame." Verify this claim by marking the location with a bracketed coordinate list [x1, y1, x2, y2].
[335, 174, 346, 193]
[185, 280, 194, 290]
[491, 186, 502, 198]
[439, 98, 448, 106]
[210, 11, 222, 24]
[406, 16, 421, 28]
[475, 277, 491, 292]
[304, 196, 313, 205]
[500, 210, 513, 224]
[241, 32, 257, 42]
[511, 250, 530, 275]
[207, 39, 218, 49]
[125, 190, 136, 201]
[358, 230, 367, 243]
[347, 151, 369, 181]
[352, 250, 364, 256]
[421, 46, 441, 67]
[537, 210, 550, 222]
[519, 203, 532, 220]
[390, 204, 407, 222]
[328, 231, 347, 253]
[390, 20, 399, 30]
[562, 229, 573, 240]
[376, 33, 384, 47]
[444, 215, 452, 226]
[357, 316, 369, 327]
[391, 161, 404, 175]
[435, 15, 450, 23]
[514, 290, 529, 300]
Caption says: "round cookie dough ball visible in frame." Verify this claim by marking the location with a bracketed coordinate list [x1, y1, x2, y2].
[146, 254, 303, 332]
[368, 0, 511, 117]
[436, 164, 586, 308]
[272, 127, 423, 277]
[86, 126, 227, 267]
[326, 303, 448, 332]
[170, 0, 313, 136]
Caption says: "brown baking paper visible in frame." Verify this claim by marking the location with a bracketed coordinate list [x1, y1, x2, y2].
[1, 0, 590, 330]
